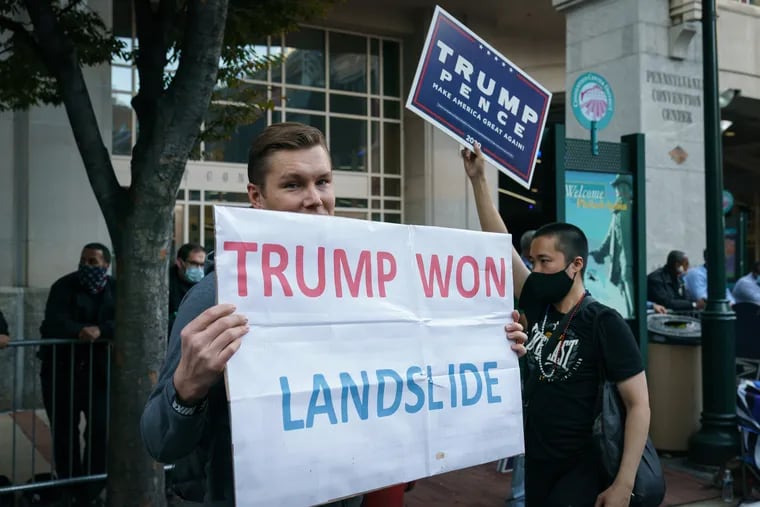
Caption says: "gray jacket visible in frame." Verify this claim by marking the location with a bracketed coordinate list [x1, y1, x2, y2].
[140, 275, 363, 507]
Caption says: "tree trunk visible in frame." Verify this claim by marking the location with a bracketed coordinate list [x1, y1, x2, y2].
[106, 192, 174, 506]
[24, 0, 229, 504]
[106, 1, 230, 504]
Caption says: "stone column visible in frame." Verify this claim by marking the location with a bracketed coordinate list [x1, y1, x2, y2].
[555, 0, 706, 271]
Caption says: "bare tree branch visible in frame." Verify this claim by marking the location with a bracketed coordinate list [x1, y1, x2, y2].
[164, 0, 228, 146]
[22, 0, 127, 250]
[129, 0, 181, 194]
[138, 0, 228, 195]
[0, 15, 42, 54]
[60, 0, 86, 16]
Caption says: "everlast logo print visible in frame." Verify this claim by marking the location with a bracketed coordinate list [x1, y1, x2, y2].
[525, 320, 584, 382]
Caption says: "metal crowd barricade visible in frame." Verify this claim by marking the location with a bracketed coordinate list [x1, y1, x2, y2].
[0, 338, 111, 502]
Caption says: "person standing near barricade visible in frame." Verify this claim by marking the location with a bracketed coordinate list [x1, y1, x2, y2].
[39, 243, 115, 507]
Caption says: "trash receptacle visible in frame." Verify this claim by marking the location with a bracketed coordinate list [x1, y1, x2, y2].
[647, 313, 702, 452]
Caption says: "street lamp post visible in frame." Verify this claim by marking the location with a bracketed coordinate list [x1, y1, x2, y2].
[687, 0, 739, 466]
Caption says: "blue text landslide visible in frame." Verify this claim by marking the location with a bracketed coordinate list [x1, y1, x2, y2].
[279, 362, 502, 431]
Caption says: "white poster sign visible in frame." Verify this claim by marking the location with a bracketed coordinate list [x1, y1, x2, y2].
[214, 206, 524, 507]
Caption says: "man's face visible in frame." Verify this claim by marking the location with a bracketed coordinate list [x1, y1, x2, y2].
[178, 250, 206, 275]
[80, 248, 108, 269]
[529, 235, 582, 278]
[678, 257, 690, 274]
[247, 146, 335, 216]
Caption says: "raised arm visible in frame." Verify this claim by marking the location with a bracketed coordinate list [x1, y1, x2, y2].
[462, 142, 530, 297]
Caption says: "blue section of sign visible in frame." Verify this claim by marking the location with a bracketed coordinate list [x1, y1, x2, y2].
[571, 73, 615, 131]
[565, 171, 634, 319]
[407, 8, 551, 189]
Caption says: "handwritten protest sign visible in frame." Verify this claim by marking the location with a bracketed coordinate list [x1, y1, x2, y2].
[406, 5, 551, 189]
[214, 206, 524, 507]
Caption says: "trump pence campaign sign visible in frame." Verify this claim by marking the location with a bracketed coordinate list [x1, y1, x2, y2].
[406, 6, 552, 189]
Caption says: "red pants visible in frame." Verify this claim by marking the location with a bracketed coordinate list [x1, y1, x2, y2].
[362, 484, 406, 507]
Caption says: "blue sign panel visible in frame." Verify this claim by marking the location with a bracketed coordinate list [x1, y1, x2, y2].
[406, 6, 552, 189]
[566, 171, 634, 319]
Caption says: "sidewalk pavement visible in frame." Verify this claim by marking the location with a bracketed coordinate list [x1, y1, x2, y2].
[2, 409, 758, 506]
[404, 457, 753, 507]
[0, 409, 53, 486]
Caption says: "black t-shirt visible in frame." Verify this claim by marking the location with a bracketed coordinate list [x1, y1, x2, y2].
[521, 292, 643, 461]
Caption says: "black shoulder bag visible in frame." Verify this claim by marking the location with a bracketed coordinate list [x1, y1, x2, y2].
[591, 302, 666, 507]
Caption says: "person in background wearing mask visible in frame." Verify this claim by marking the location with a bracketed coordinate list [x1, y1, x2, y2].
[733, 260, 760, 305]
[647, 250, 697, 311]
[39, 243, 115, 506]
[462, 143, 649, 506]
[169, 243, 206, 335]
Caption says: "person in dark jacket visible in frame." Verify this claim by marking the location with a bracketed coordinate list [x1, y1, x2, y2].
[169, 243, 206, 334]
[0, 310, 9, 348]
[647, 250, 696, 311]
[141, 123, 364, 507]
[39, 243, 115, 506]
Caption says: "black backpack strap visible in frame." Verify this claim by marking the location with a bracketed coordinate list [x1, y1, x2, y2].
[591, 301, 617, 413]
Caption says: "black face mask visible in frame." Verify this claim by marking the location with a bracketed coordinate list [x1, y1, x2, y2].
[519, 264, 576, 308]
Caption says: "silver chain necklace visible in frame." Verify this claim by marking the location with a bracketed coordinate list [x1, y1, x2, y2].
[535, 294, 586, 380]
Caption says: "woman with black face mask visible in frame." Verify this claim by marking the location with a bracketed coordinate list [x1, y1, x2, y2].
[462, 143, 652, 507]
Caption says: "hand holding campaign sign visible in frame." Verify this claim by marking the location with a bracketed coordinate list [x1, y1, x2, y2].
[406, 5, 551, 189]
[215, 206, 524, 506]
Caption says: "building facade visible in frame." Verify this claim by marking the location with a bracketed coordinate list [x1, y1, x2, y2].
[0, 0, 759, 331]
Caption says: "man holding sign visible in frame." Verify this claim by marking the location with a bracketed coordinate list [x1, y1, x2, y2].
[141, 122, 528, 506]
[461, 143, 651, 507]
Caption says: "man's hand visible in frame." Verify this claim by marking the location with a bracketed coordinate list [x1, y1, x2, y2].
[595, 481, 633, 507]
[0, 334, 9, 349]
[173, 304, 249, 404]
[505, 310, 527, 357]
[78, 326, 101, 342]
[653, 303, 667, 315]
[461, 142, 486, 180]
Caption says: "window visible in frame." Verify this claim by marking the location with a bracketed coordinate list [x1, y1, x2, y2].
[111, 2, 135, 156]
[112, 13, 404, 226]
